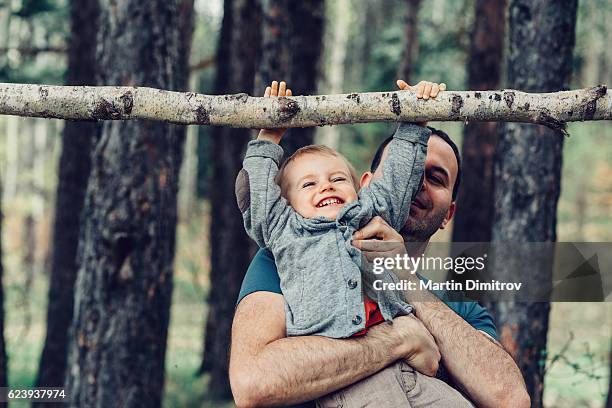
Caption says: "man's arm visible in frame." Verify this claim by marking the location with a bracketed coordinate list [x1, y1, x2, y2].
[406, 291, 529, 408]
[229, 291, 440, 407]
[354, 217, 530, 408]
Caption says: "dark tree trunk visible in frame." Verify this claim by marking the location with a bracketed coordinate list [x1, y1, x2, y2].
[65, 1, 187, 407]
[199, 0, 261, 400]
[177, 0, 195, 92]
[35, 0, 100, 392]
[490, 1, 577, 407]
[0, 187, 7, 390]
[607, 351, 612, 408]
[397, 0, 420, 84]
[257, 0, 325, 157]
[452, 0, 507, 243]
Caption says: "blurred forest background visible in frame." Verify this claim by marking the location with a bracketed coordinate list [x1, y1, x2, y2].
[0, 0, 610, 407]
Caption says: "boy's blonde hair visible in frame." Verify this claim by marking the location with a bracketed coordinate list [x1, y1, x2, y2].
[276, 145, 360, 196]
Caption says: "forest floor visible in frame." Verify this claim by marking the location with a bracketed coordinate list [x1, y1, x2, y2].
[2, 200, 611, 408]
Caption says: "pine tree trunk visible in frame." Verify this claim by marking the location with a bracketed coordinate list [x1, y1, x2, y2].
[490, 1, 578, 406]
[36, 0, 99, 391]
[257, 0, 325, 156]
[452, 0, 506, 243]
[64, 1, 184, 407]
[607, 350, 612, 408]
[200, 0, 261, 400]
[397, 0, 420, 83]
[0, 183, 7, 389]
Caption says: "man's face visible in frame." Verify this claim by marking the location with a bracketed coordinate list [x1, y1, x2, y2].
[362, 135, 457, 242]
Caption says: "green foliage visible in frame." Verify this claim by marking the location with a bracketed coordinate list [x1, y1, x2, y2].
[0, 0, 68, 84]
[14, 0, 57, 17]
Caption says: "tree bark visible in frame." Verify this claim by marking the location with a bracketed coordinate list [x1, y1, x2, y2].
[64, 1, 184, 407]
[257, 0, 324, 156]
[489, 1, 578, 406]
[0, 182, 7, 390]
[35, 0, 100, 392]
[0, 84, 609, 128]
[397, 0, 421, 83]
[452, 0, 507, 243]
[199, 0, 261, 400]
[607, 349, 612, 408]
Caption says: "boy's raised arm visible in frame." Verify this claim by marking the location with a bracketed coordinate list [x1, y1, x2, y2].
[235, 81, 293, 248]
[362, 123, 430, 230]
[361, 80, 445, 230]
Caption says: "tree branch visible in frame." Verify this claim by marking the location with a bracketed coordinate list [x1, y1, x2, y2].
[0, 83, 609, 131]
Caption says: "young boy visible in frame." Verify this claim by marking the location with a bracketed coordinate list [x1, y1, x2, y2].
[236, 81, 473, 407]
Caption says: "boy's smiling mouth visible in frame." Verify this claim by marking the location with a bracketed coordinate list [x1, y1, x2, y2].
[316, 196, 344, 208]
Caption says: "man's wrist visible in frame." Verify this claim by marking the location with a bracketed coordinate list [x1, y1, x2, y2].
[363, 321, 406, 361]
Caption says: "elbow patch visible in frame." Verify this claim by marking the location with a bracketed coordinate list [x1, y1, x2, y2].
[235, 168, 251, 213]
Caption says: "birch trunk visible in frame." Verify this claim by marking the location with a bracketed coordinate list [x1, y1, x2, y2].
[0, 83, 609, 130]
[489, 1, 578, 406]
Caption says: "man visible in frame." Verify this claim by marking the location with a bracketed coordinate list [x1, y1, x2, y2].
[229, 81, 530, 408]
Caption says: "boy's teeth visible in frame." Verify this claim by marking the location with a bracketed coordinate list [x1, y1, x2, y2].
[318, 198, 340, 207]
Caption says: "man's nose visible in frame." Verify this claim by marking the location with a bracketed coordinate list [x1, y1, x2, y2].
[419, 178, 428, 193]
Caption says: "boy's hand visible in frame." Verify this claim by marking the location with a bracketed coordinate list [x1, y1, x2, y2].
[258, 80, 293, 144]
[396, 80, 446, 127]
[396, 79, 446, 99]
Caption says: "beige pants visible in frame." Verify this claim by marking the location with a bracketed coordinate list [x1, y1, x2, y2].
[316, 361, 474, 408]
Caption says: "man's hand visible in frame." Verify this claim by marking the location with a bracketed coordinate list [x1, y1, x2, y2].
[384, 315, 441, 376]
[353, 215, 407, 260]
[257, 80, 292, 144]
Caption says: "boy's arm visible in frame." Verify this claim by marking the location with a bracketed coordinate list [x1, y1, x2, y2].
[361, 123, 430, 230]
[236, 140, 291, 248]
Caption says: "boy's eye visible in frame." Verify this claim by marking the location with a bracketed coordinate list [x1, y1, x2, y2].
[332, 177, 346, 182]
[302, 181, 315, 188]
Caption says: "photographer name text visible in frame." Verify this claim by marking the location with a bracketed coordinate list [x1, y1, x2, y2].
[373, 279, 523, 292]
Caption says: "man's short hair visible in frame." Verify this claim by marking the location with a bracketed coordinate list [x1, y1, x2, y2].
[370, 126, 462, 201]
[275, 144, 360, 196]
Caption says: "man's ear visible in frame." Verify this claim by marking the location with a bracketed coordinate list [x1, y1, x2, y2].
[360, 171, 373, 188]
[439, 201, 456, 230]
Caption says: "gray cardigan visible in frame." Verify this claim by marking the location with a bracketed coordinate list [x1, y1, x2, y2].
[235, 123, 430, 338]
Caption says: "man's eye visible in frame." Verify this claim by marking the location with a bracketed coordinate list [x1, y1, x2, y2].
[332, 177, 346, 182]
[429, 175, 442, 185]
[302, 181, 315, 188]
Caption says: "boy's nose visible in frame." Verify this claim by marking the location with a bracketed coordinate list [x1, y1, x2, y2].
[319, 182, 334, 192]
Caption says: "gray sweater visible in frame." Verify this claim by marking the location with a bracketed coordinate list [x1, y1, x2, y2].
[235, 123, 430, 338]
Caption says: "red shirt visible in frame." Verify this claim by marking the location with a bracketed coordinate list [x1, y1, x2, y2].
[352, 296, 384, 336]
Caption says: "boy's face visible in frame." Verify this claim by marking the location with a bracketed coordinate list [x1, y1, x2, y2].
[282, 153, 358, 220]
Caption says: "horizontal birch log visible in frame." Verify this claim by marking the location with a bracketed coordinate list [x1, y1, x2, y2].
[0, 83, 609, 132]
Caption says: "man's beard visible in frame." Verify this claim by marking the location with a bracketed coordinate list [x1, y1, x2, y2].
[401, 206, 449, 242]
